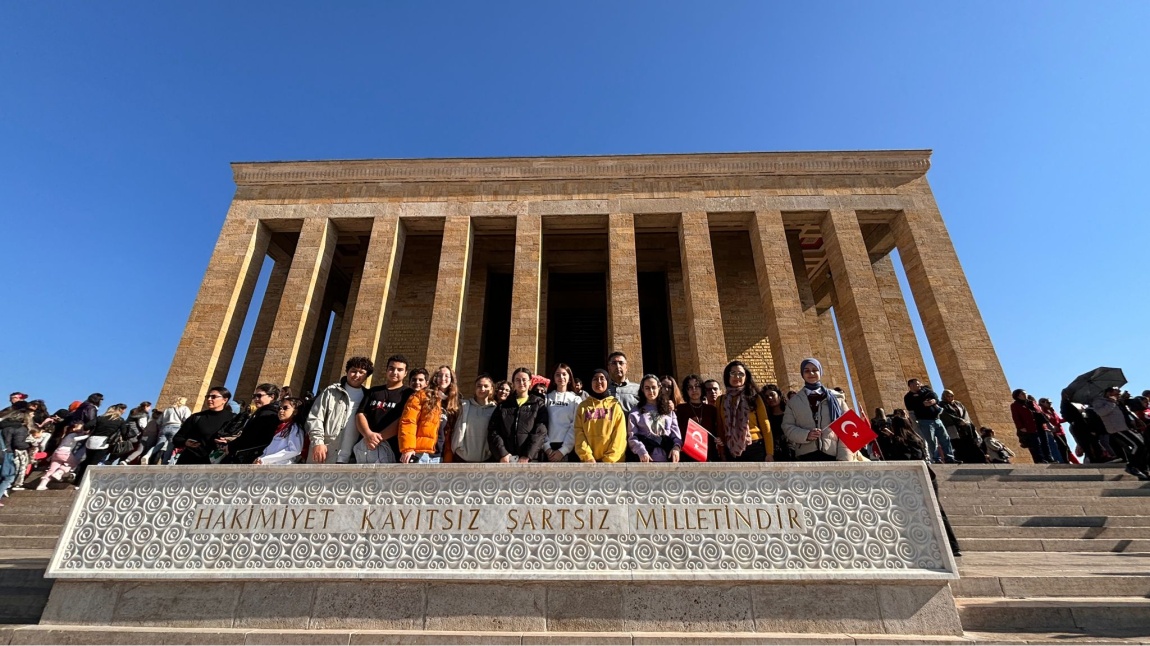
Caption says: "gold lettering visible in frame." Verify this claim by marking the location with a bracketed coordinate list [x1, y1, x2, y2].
[756, 508, 772, 530]
[636, 508, 658, 530]
[776, 505, 783, 528]
[558, 508, 570, 529]
[398, 509, 412, 530]
[257, 508, 278, 529]
[361, 509, 376, 530]
[541, 509, 553, 530]
[288, 508, 305, 530]
[380, 510, 396, 530]
[210, 511, 227, 530]
[573, 509, 585, 530]
[506, 509, 519, 532]
[303, 508, 317, 530]
[426, 509, 439, 530]
[788, 507, 801, 529]
[522, 510, 537, 531]
[468, 509, 480, 531]
[696, 508, 709, 531]
[443, 509, 455, 530]
[229, 509, 244, 530]
[320, 508, 334, 529]
[195, 508, 212, 530]
[597, 508, 610, 531]
[710, 507, 722, 529]
[673, 508, 683, 530]
[734, 507, 751, 530]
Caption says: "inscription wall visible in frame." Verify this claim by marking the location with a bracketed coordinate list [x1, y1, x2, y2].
[47, 463, 957, 581]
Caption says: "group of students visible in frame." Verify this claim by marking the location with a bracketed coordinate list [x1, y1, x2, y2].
[136, 350, 863, 470]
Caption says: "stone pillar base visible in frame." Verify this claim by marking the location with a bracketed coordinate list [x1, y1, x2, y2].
[42, 579, 962, 636]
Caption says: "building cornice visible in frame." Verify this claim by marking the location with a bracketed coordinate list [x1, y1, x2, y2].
[231, 150, 931, 187]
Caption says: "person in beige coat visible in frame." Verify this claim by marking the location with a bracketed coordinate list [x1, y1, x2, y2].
[781, 358, 853, 461]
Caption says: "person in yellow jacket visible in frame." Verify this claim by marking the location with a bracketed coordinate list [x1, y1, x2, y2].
[574, 369, 627, 463]
[716, 360, 774, 462]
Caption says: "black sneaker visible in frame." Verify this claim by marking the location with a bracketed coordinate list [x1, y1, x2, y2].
[1125, 464, 1150, 481]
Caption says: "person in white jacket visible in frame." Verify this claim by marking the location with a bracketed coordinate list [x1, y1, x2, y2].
[256, 398, 306, 465]
[451, 376, 497, 463]
[782, 358, 853, 461]
[542, 364, 583, 461]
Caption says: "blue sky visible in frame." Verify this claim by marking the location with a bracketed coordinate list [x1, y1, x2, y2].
[2, 1, 1148, 419]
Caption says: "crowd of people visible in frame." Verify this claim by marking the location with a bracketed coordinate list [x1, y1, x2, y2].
[3, 350, 1148, 504]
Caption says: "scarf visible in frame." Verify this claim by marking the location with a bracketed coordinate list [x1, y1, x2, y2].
[274, 420, 294, 437]
[799, 358, 845, 426]
[723, 387, 752, 457]
[586, 369, 610, 400]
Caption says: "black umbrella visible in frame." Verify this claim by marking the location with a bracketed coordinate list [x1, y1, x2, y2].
[1063, 367, 1127, 405]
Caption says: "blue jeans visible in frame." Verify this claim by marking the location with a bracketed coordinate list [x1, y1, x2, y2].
[1026, 428, 1054, 463]
[917, 418, 955, 463]
[1046, 433, 1064, 463]
[154, 425, 180, 465]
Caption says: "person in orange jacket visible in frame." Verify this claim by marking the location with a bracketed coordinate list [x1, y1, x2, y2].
[398, 365, 459, 463]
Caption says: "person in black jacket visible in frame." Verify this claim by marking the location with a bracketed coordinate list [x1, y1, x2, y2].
[174, 386, 237, 465]
[1, 407, 32, 498]
[904, 379, 957, 464]
[487, 368, 549, 463]
[222, 383, 282, 464]
[75, 403, 127, 485]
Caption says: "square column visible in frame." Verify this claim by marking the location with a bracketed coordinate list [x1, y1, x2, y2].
[892, 184, 1014, 445]
[872, 253, 929, 385]
[786, 231, 841, 389]
[507, 213, 543, 375]
[425, 215, 473, 370]
[816, 307, 851, 406]
[820, 209, 905, 413]
[258, 217, 338, 394]
[158, 211, 270, 409]
[234, 248, 290, 400]
[341, 215, 406, 384]
[678, 211, 728, 380]
[607, 213, 643, 375]
[749, 211, 811, 392]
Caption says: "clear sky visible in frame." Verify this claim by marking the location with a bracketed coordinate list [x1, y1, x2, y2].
[2, 1, 1148, 419]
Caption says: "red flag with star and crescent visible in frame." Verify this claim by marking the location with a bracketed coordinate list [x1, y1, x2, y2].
[827, 409, 878, 453]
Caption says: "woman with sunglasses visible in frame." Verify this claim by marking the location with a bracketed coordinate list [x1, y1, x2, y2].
[173, 386, 236, 465]
[255, 398, 307, 465]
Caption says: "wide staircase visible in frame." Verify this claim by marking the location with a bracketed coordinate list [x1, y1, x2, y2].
[2, 464, 1150, 644]
[937, 462, 1150, 642]
[0, 485, 73, 626]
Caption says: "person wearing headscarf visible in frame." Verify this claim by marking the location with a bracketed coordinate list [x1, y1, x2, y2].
[781, 358, 853, 461]
[574, 369, 627, 463]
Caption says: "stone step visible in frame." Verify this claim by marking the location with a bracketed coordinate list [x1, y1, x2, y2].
[940, 496, 1150, 506]
[0, 588, 52, 625]
[0, 535, 60, 551]
[940, 481, 1150, 491]
[942, 503, 1150, 516]
[956, 597, 1150, 633]
[959, 538, 1150, 552]
[0, 625, 981, 645]
[953, 526, 1150, 539]
[0, 525, 63, 538]
[954, 551, 1150, 599]
[948, 515, 1150, 528]
[0, 514, 69, 526]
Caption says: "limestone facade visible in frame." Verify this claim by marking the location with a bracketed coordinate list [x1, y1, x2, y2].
[158, 150, 1017, 455]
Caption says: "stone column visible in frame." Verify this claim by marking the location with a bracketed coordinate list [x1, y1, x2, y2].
[872, 253, 929, 385]
[786, 231, 840, 388]
[258, 217, 338, 394]
[749, 211, 811, 393]
[819, 210, 905, 413]
[341, 214, 406, 384]
[607, 213, 643, 375]
[891, 182, 1014, 448]
[158, 210, 270, 409]
[425, 215, 473, 370]
[678, 211, 728, 379]
[301, 296, 334, 392]
[234, 249, 290, 400]
[506, 213, 543, 375]
[320, 304, 347, 387]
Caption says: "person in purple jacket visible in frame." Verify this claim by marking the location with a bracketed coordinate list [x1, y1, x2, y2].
[627, 375, 682, 463]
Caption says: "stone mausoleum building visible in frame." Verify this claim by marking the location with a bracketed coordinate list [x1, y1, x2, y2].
[159, 150, 1015, 450]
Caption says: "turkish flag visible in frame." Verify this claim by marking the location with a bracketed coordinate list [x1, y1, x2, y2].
[682, 419, 709, 462]
[827, 409, 878, 453]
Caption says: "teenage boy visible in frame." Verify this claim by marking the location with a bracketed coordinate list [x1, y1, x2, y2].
[355, 355, 412, 461]
[307, 356, 372, 464]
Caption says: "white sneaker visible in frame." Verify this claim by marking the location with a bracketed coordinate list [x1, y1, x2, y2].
[10, 486, 24, 491]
